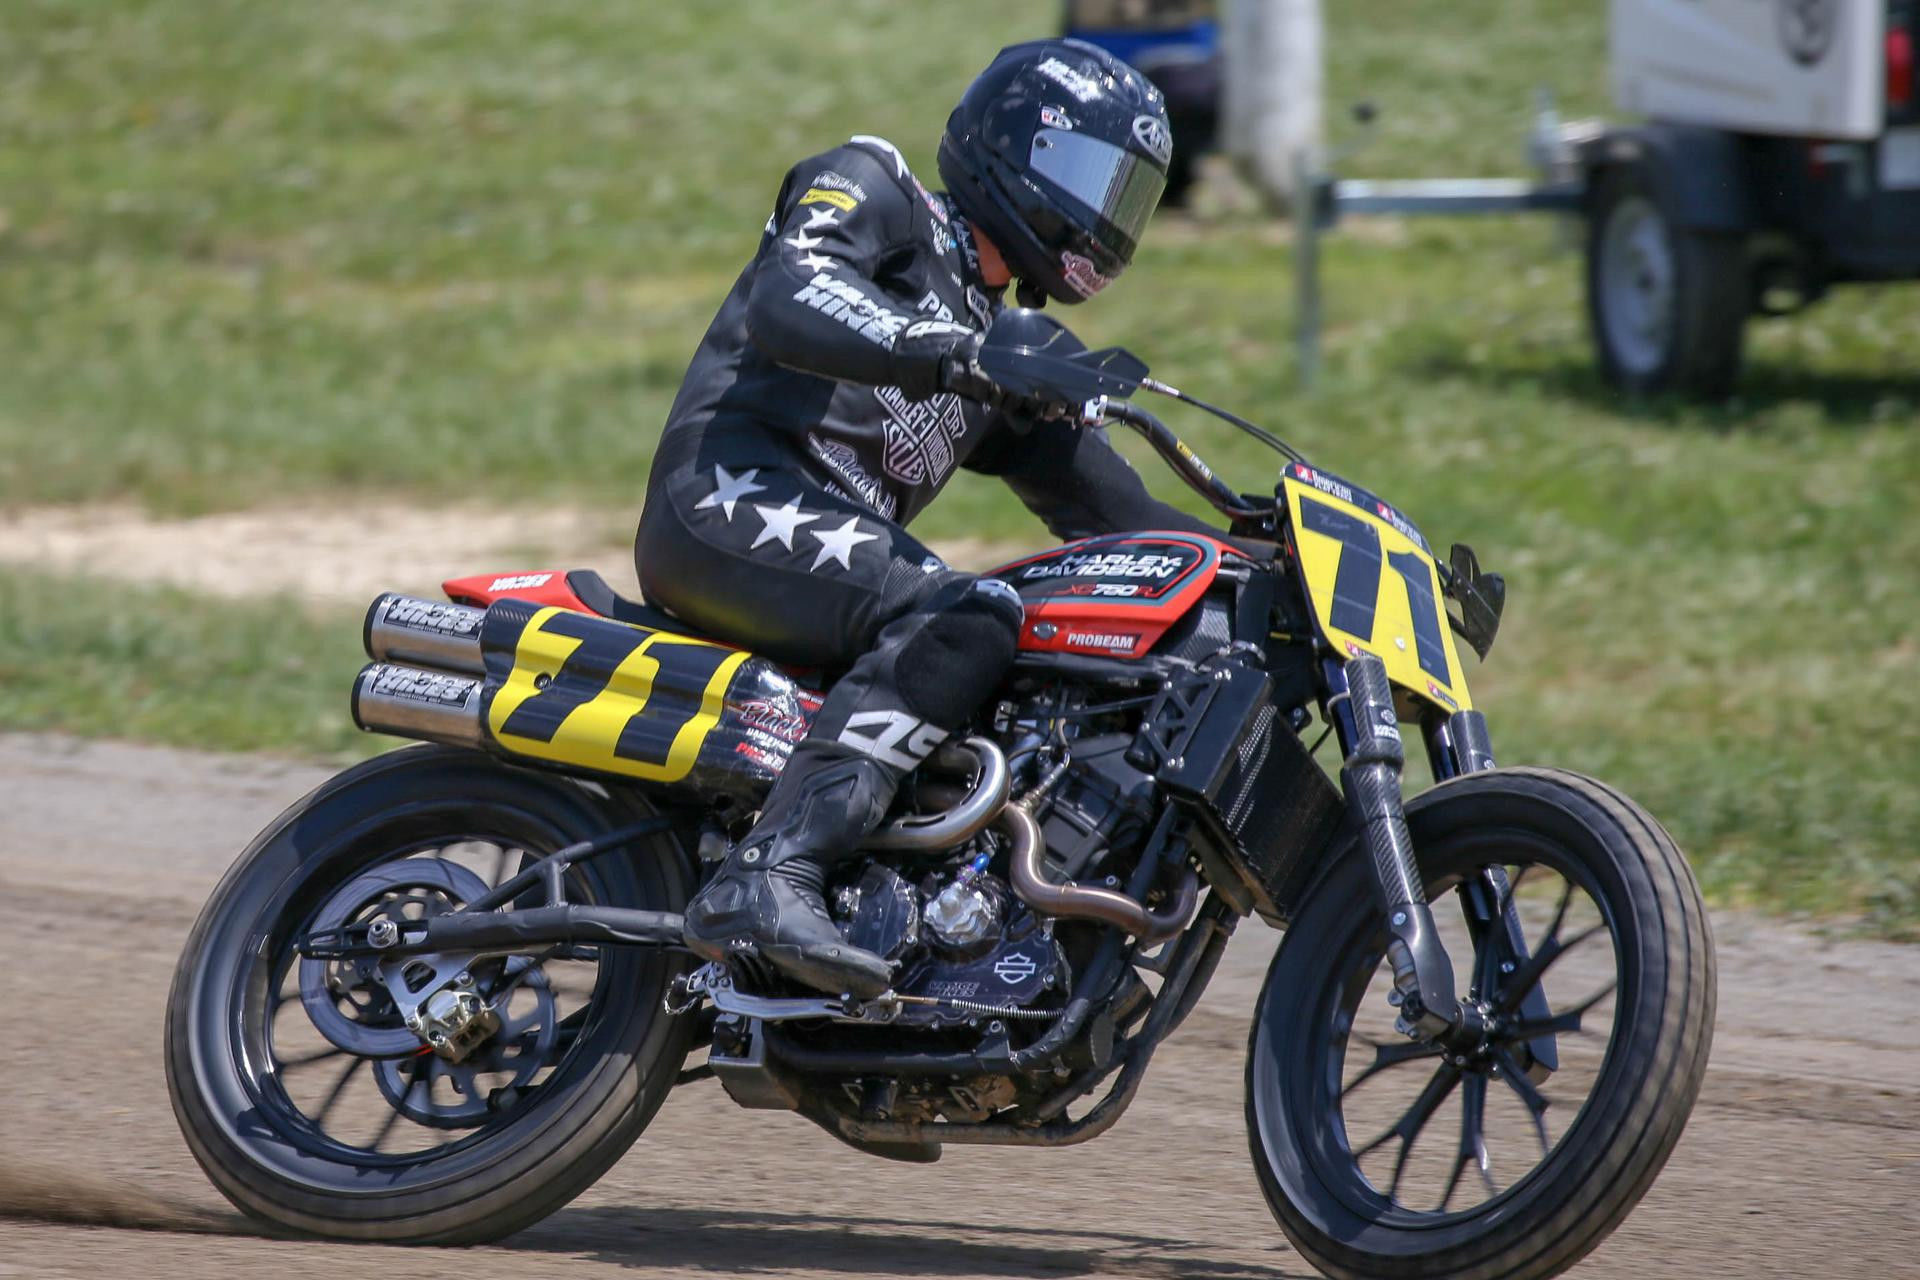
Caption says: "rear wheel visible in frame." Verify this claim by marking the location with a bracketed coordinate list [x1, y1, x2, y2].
[1246, 767, 1714, 1280]
[165, 745, 695, 1243]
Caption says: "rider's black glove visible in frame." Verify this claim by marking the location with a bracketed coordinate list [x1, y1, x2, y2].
[940, 330, 1075, 427]
[936, 330, 1001, 405]
[888, 319, 978, 402]
[891, 322, 1075, 425]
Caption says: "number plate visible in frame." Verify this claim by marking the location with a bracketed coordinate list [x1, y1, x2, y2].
[485, 606, 751, 781]
[1281, 465, 1473, 713]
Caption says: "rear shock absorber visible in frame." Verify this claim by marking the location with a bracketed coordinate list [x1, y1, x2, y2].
[1327, 654, 1464, 1040]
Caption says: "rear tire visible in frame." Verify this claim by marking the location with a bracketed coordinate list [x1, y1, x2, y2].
[164, 745, 695, 1244]
[1246, 767, 1715, 1280]
[1586, 165, 1747, 398]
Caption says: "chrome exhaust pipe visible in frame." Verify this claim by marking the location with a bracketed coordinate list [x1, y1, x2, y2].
[364, 594, 486, 675]
[1002, 801, 1199, 942]
[864, 737, 1010, 851]
[351, 662, 486, 749]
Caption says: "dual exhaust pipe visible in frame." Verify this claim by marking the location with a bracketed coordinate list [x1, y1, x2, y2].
[351, 595, 492, 748]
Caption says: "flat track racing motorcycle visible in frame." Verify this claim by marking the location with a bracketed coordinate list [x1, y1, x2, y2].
[167, 314, 1715, 1280]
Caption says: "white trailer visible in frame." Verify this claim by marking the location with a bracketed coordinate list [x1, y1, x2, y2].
[1586, 0, 1920, 393]
[1305, 0, 1920, 395]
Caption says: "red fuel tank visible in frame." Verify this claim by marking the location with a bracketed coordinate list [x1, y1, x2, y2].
[985, 532, 1237, 660]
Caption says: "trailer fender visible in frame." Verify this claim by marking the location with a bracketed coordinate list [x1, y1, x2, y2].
[1576, 123, 1754, 233]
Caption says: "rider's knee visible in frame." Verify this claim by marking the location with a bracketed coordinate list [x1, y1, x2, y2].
[885, 576, 1023, 723]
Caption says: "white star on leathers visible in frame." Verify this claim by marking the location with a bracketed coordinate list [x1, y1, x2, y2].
[693, 464, 766, 521]
[749, 496, 820, 550]
[783, 230, 824, 252]
[802, 206, 840, 230]
[798, 252, 837, 271]
[807, 516, 879, 572]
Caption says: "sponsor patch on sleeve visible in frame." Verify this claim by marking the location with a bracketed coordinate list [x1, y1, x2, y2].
[799, 187, 861, 212]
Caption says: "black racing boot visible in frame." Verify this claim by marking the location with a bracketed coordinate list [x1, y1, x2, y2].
[682, 752, 898, 999]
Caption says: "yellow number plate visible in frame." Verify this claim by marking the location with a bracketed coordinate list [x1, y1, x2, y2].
[1282, 467, 1473, 713]
[485, 606, 750, 782]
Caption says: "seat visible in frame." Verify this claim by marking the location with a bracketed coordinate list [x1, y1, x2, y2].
[563, 570, 733, 646]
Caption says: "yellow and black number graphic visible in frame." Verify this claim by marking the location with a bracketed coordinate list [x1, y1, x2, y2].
[1282, 479, 1473, 713]
[486, 607, 749, 782]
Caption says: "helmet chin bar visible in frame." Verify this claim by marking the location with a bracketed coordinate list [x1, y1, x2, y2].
[1015, 280, 1050, 309]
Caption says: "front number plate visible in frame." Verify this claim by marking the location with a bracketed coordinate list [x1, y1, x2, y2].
[1281, 466, 1473, 713]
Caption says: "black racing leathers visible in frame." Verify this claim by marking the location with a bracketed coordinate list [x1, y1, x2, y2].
[649, 134, 1215, 537]
[640, 136, 1217, 995]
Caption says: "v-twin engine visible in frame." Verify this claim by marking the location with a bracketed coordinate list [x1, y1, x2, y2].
[834, 862, 1067, 1027]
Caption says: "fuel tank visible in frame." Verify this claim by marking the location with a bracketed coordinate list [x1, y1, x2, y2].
[985, 532, 1236, 660]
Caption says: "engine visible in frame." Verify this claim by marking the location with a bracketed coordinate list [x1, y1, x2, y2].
[833, 859, 1066, 1028]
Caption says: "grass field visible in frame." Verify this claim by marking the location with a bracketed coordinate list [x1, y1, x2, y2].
[2, 2, 1916, 928]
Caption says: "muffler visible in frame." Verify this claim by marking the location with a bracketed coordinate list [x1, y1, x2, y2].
[364, 594, 486, 676]
[351, 662, 486, 748]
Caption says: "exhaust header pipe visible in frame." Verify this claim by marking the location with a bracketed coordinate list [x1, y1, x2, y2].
[365, 594, 486, 675]
[1003, 801, 1198, 942]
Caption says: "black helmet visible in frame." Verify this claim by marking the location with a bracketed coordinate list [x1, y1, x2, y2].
[939, 38, 1171, 305]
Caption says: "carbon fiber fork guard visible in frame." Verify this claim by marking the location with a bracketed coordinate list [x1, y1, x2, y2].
[1330, 655, 1463, 1038]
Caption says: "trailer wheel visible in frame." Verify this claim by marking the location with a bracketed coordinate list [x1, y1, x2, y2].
[1585, 166, 1746, 398]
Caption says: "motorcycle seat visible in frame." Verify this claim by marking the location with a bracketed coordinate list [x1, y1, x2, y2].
[562, 570, 732, 647]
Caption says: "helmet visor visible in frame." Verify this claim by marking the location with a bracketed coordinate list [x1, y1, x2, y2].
[1026, 128, 1164, 259]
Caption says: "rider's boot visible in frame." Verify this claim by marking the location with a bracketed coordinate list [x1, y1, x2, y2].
[683, 745, 898, 998]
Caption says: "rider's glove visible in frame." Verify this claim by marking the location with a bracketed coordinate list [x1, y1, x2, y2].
[939, 330, 1075, 426]
[891, 323, 1076, 425]
[888, 320, 979, 402]
[935, 330, 1002, 405]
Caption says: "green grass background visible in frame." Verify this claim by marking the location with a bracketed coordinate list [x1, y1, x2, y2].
[1, 1, 1915, 927]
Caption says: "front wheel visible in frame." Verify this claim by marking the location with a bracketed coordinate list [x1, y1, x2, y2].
[164, 745, 695, 1243]
[1246, 767, 1715, 1280]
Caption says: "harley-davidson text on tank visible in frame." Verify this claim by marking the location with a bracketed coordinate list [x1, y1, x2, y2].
[986, 532, 1234, 659]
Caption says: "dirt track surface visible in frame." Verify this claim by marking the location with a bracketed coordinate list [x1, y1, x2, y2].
[0, 503, 1021, 605]
[2, 734, 1916, 1279]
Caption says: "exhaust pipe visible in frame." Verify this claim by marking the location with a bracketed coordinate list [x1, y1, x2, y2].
[351, 662, 486, 749]
[364, 594, 486, 675]
[1002, 801, 1199, 942]
[864, 737, 1010, 852]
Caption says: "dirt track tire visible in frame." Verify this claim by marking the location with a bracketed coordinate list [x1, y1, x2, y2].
[1246, 767, 1715, 1280]
[1586, 165, 1747, 398]
[164, 744, 694, 1244]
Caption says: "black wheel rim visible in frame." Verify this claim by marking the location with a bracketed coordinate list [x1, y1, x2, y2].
[1295, 831, 1627, 1227]
[229, 815, 637, 1176]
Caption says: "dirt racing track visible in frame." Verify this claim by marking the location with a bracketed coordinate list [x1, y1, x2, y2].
[1, 733, 1914, 1279]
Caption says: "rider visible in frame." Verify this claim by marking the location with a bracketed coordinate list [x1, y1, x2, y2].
[638, 38, 1221, 997]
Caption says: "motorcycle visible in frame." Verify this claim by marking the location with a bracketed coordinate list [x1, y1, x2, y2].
[166, 312, 1715, 1280]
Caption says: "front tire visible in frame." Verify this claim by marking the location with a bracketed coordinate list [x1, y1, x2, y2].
[1246, 767, 1715, 1280]
[164, 745, 695, 1244]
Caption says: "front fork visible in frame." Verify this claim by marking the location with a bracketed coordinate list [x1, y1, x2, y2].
[1324, 654, 1546, 1054]
[1324, 655, 1464, 1040]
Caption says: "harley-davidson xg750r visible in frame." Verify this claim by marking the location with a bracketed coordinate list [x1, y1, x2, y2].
[167, 314, 1715, 1280]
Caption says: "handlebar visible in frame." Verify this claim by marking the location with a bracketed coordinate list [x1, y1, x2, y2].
[1095, 399, 1270, 523]
[967, 308, 1294, 525]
